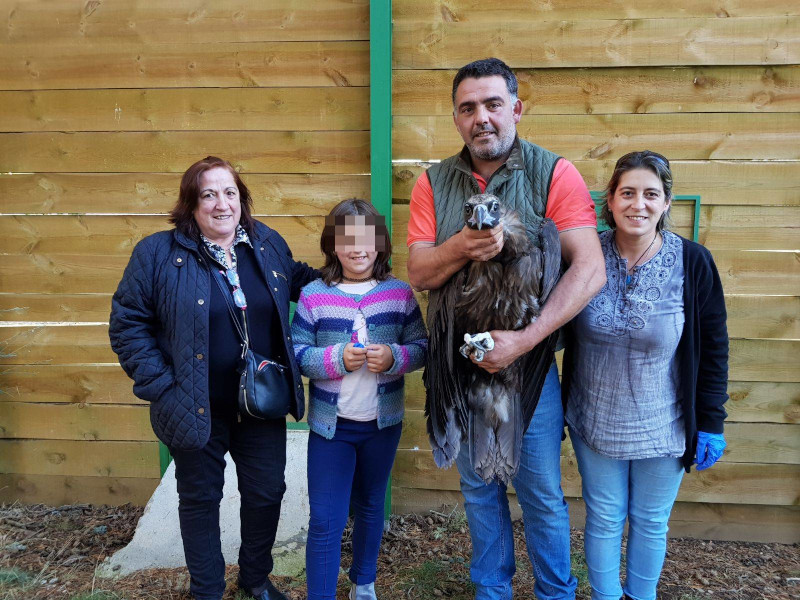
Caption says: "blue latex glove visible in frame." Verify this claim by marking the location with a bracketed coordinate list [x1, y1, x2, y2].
[695, 431, 726, 471]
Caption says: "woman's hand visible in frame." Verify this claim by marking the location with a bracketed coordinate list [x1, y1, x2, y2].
[343, 343, 368, 372]
[366, 344, 394, 373]
[695, 431, 726, 471]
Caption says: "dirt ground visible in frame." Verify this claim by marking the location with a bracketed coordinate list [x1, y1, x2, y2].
[1, 503, 798, 600]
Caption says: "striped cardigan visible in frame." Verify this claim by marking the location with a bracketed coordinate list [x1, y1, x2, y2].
[291, 276, 427, 439]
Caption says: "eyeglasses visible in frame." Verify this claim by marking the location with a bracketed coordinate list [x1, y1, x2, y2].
[223, 268, 247, 309]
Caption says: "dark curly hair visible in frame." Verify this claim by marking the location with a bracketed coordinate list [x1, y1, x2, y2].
[319, 199, 392, 285]
[600, 150, 673, 232]
[168, 156, 256, 240]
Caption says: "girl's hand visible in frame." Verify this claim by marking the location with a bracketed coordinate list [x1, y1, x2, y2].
[366, 344, 394, 373]
[343, 343, 368, 372]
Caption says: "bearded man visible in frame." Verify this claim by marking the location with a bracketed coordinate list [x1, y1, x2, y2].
[406, 58, 606, 600]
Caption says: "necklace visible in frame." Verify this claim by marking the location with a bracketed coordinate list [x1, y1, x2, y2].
[618, 230, 659, 286]
[341, 274, 374, 283]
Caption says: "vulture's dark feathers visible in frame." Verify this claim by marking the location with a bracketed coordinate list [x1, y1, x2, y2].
[424, 193, 561, 484]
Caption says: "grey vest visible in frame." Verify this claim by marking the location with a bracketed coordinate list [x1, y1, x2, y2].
[426, 138, 561, 323]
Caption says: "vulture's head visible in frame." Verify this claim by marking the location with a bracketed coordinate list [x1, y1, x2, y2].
[464, 193, 502, 230]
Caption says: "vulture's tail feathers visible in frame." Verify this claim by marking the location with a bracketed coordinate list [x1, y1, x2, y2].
[469, 380, 522, 485]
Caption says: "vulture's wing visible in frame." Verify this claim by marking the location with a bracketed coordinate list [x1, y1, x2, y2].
[520, 218, 562, 430]
[539, 218, 561, 304]
[425, 269, 470, 468]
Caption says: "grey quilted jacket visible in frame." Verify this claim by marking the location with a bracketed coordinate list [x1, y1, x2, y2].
[109, 221, 317, 450]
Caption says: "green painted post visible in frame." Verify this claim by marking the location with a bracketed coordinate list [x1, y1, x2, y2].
[370, 0, 393, 522]
[159, 442, 171, 477]
[370, 0, 393, 231]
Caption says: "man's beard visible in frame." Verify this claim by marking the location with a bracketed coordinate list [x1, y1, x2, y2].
[467, 126, 516, 161]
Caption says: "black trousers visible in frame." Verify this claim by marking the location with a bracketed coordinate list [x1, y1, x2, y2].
[170, 412, 287, 600]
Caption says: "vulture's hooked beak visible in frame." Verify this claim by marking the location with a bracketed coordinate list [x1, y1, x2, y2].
[472, 204, 490, 230]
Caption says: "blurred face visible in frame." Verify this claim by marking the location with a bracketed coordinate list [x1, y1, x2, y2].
[453, 75, 522, 163]
[331, 214, 385, 280]
[193, 167, 241, 246]
[608, 168, 670, 240]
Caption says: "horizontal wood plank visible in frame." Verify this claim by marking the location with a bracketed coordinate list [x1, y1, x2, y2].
[393, 1, 800, 21]
[0, 365, 142, 405]
[0, 173, 370, 215]
[711, 250, 800, 295]
[391, 488, 800, 543]
[0, 215, 327, 256]
[0, 131, 370, 173]
[393, 17, 799, 69]
[394, 66, 800, 115]
[658, 501, 800, 543]
[399, 410, 800, 465]
[728, 339, 800, 382]
[0, 87, 369, 133]
[403, 372, 800, 424]
[4, 207, 794, 265]
[0, 473, 159, 507]
[4, 364, 797, 425]
[390, 250, 799, 297]
[0, 325, 121, 364]
[394, 201, 800, 252]
[0, 41, 369, 90]
[0, 402, 155, 442]
[695, 228, 800, 252]
[0, 253, 325, 294]
[392, 114, 800, 161]
[0, 439, 160, 478]
[0, 294, 113, 323]
[726, 381, 800, 423]
[725, 295, 800, 339]
[393, 160, 800, 206]
[392, 450, 800, 505]
[4, 0, 369, 44]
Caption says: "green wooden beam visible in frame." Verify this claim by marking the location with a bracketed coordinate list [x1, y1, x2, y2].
[370, 0, 392, 232]
[159, 441, 171, 477]
[370, 0, 393, 521]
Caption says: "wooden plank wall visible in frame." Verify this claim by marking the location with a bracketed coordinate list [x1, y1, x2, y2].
[389, 1, 800, 542]
[0, 0, 370, 506]
[0, 0, 798, 543]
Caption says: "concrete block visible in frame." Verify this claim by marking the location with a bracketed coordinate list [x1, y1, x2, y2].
[99, 429, 309, 578]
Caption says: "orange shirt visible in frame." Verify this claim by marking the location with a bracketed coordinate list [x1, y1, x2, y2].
[407, 158, 596, 247]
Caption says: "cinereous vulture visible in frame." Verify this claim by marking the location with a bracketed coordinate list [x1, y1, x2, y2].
[425, 193, 561, 484]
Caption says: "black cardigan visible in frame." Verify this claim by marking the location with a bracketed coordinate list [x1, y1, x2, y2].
[562, 235, 729, 472]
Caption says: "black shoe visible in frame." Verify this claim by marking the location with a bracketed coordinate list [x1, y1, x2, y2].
[239, 578, 289, 600]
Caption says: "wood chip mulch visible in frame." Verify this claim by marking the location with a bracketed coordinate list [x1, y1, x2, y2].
[1, 503, 798, 599]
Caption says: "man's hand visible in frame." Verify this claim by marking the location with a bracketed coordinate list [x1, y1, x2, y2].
[457, 224, 504, 262]
[470, 329, 526, 374]
[343, 343, 367, 372]
[366, 344, 394, 373]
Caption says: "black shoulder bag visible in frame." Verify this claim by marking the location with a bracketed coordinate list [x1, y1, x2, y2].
[210, 265, 291, 420]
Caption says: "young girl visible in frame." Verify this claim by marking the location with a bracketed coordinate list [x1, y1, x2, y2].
[291, 199, 427, 600]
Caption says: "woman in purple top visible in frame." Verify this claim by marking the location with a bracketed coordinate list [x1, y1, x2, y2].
[561, 151, 729, 600]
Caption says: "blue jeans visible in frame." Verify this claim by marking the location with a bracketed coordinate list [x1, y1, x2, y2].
[456, 363, 577, 600]
[306, 418, 402, 600]
[570, 431, 684, 600]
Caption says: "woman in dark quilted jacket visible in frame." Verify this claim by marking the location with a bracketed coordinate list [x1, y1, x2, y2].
[109, 156, 318, 600]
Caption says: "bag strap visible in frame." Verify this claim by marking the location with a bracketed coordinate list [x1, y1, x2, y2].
[206, 250, 250, 352]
